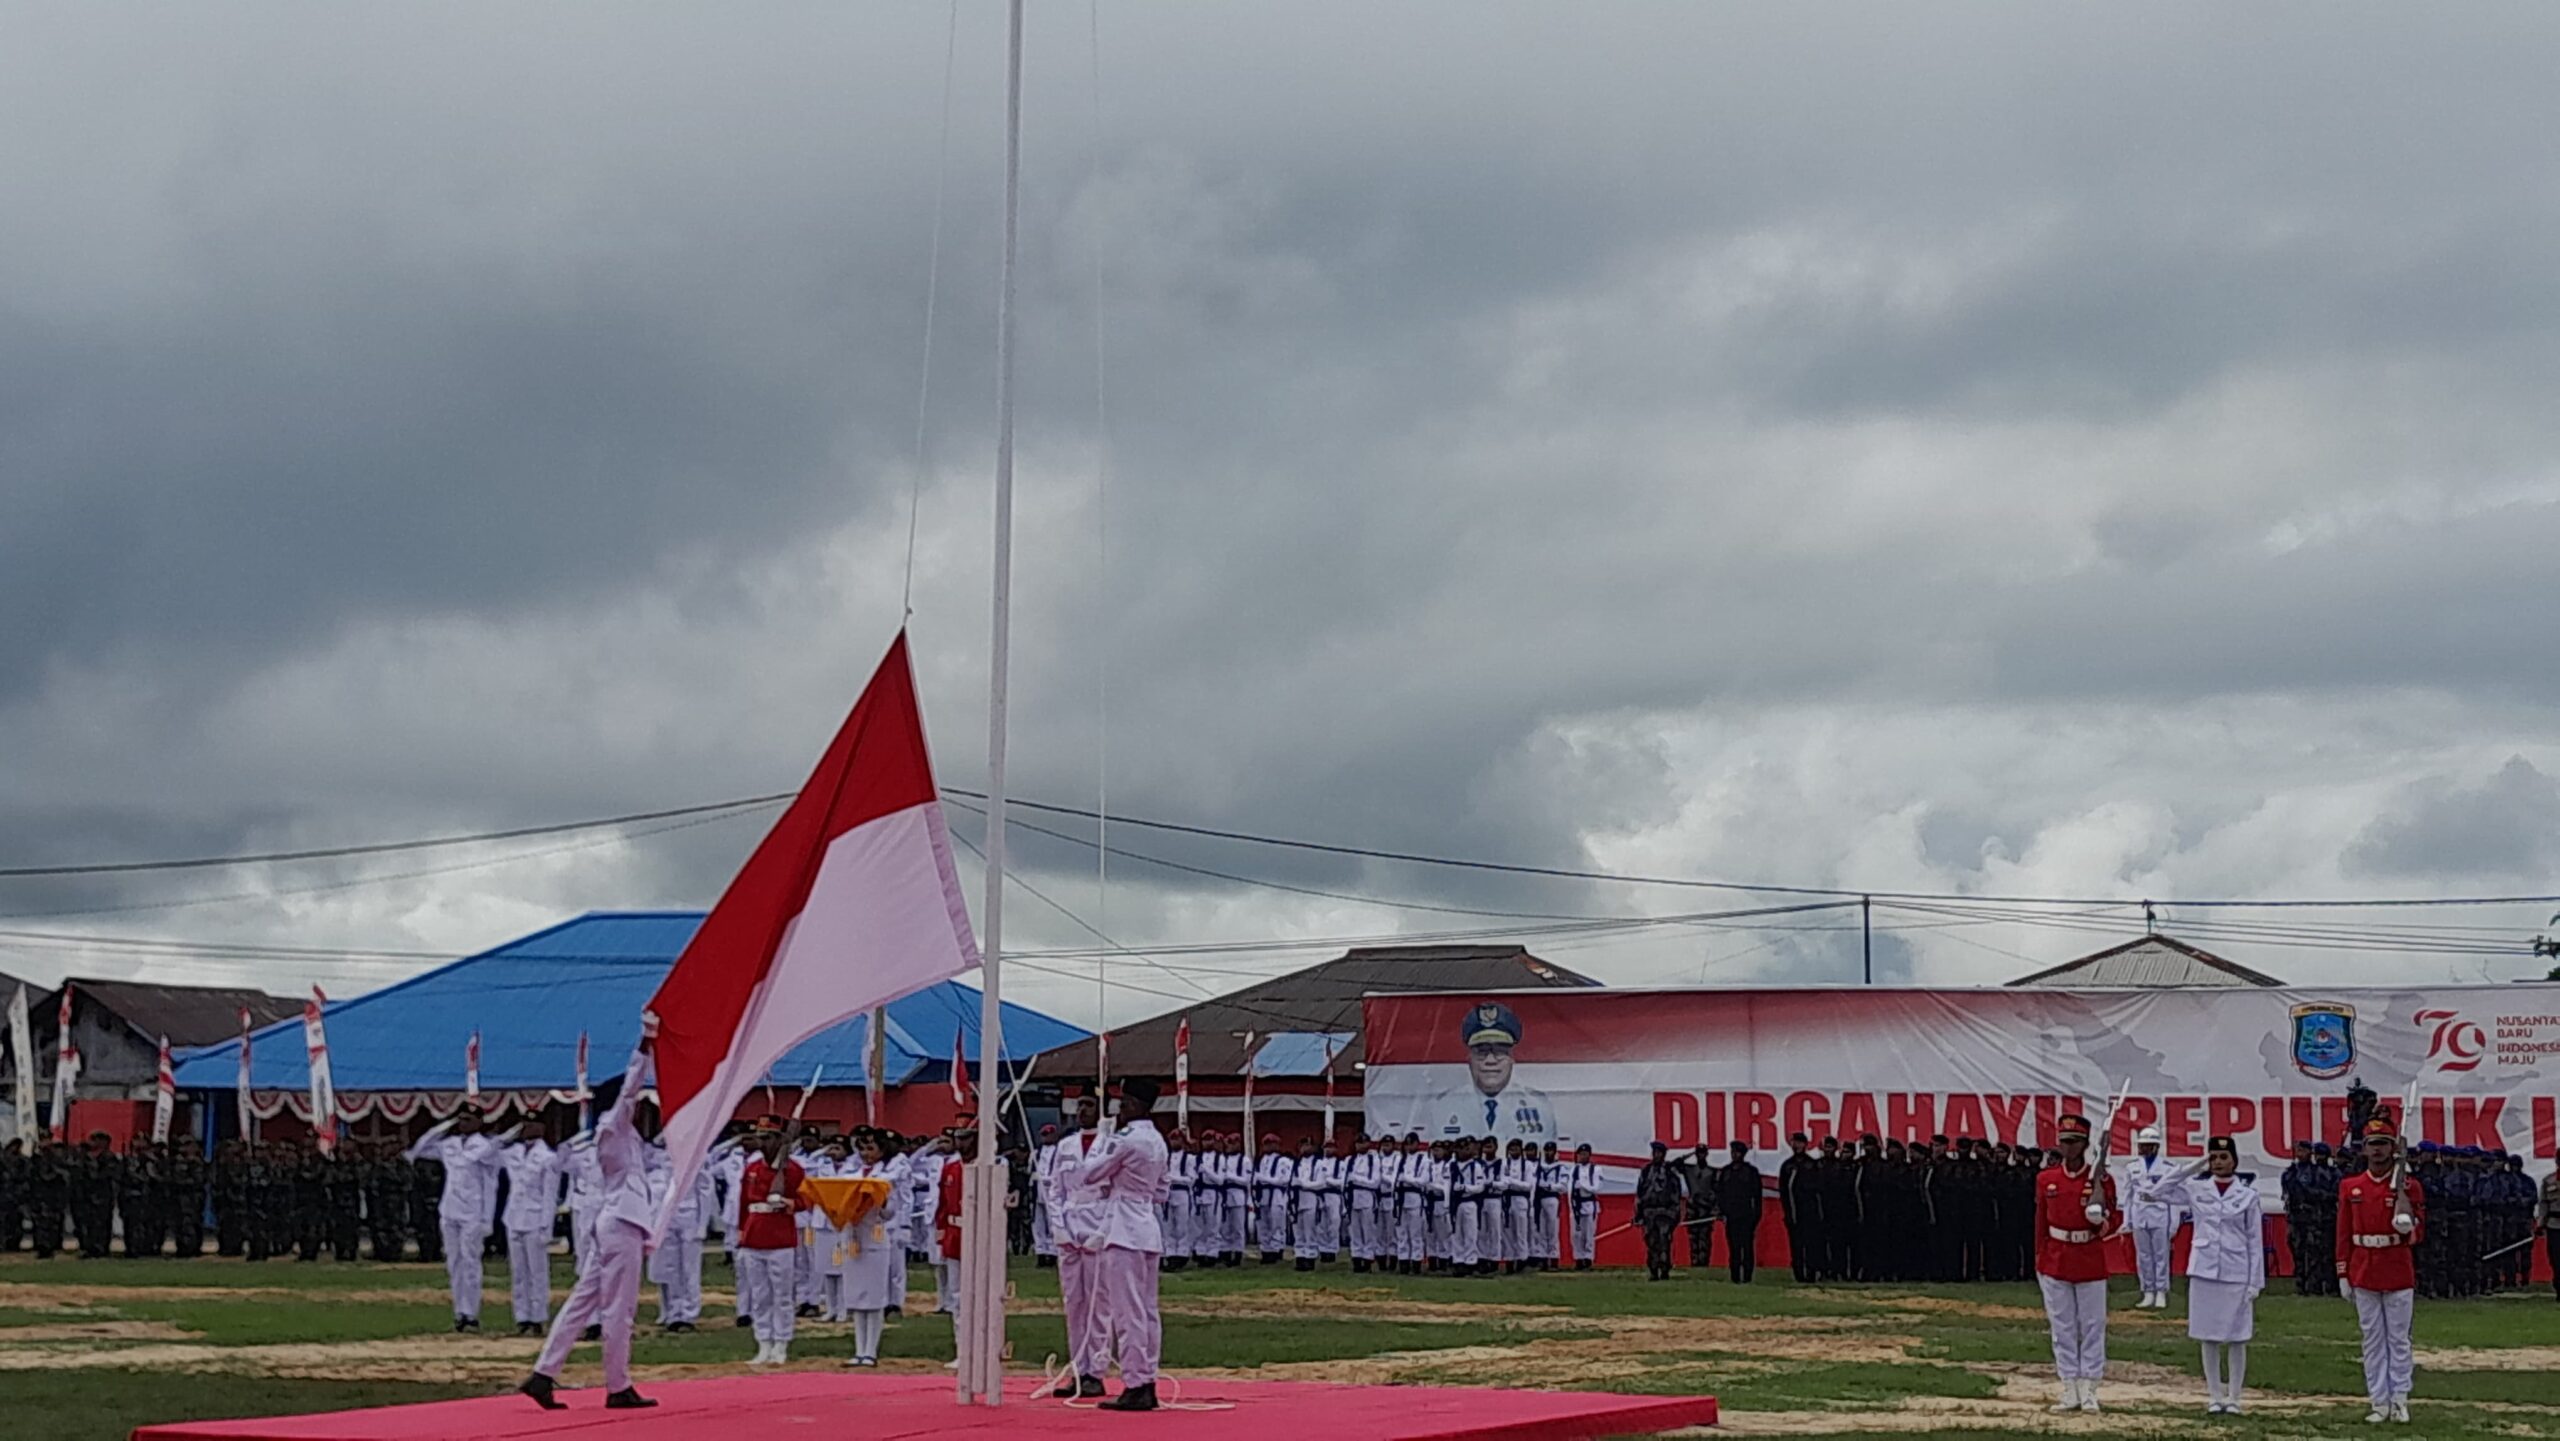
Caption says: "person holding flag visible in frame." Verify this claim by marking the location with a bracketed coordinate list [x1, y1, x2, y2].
[520, 1013, 663, 1412]
[1078, 1077, 1171, 1412]
[2338, 1112, 2425, 1424]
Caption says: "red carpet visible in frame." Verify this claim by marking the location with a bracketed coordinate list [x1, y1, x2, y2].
[131, 1372, 1717, 1441]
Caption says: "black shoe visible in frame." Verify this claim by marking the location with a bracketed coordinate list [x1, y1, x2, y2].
[1323, 1253, 1338, 1264]
[605, 1388, 658, 1410]
[455, 1316, 471, 1333]
[516, 1322, 540, 1337]
[1576, 1260, 1592, 1271]
[885, 1306, 902, 1318]
[1036, 1256, 1056, 1269]
[1077, 1375, 1106, 1399]
[1099, 1383, 1159, 1412]
[1259, 1252, 1278, 1265]
[518, 1374, 564, 1411]
[461, 1318, 481, 1333]
[668, 1322, 696, 1334]
[1351, 1260, 1369, 1274]
[1295, 1259, 1314, 1272]
[735, 1314, 755, 1328]
[582, 1324, 602, 1342]
[796, 1304, 820, 1319]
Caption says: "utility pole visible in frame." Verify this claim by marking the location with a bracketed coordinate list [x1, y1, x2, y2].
[1861, 895, 1873, 985]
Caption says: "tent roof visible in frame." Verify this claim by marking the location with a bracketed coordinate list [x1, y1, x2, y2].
[171, 911, 1086, 1093]
[1033, 944, 1599, 1078]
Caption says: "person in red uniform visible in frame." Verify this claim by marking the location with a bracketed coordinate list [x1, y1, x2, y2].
[934, 1115, 977, 1369]
[737, 1119, 809, 1366]
[2336, 1112, 2424, 1424]
[2035, 1112, 2121, 1413]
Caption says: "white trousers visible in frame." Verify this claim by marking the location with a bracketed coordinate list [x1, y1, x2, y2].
[2347, 1285, 2415, 1408]
[648, 1231, 703, 1325]
[2038, 1275, 2109, 1380]
[1191, 1197, 1221, 1256]
[1221, 1200, 1247, 1253]
[1294, 1200, 1324, 1259]
[1318, 1195, 1343, 1255]
[933, 1256, 959, 1313]
[1033, 1201, 1055, 1257]
[1538, 1196, 1561, 1261]
[795, 1232, 819, 1305]
[1257, 1195, 1290, 1252]
[1098, 1246, 1161, 1386]
[534, 1217, 644, 1392]
[1059, 1246, 1107, 1380]
[1349, 1201, 1377, 1259]
[571, 1205, 600, 1279]
[889, 1244, 908, 1309]
[441, 1217, 485, 1320]
[1161, 1196, 1188, 1257]
[1452, 1201, 1479, 1266]
[508, 1228, 552, 1325]
[1397, 1197, 1426, 1261]
[2133, 1223, 2174, 1296]
[1573, 1201, 1599, 1261]
[739, 1247, 797, 1347]
[1508, 1198, 1532, 1262]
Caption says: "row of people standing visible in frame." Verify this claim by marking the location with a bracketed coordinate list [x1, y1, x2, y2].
[1775, 1133, 2049, 1284]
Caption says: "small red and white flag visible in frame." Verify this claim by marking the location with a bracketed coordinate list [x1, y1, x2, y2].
[1240, 1029, 1258, 1167]
[50, 986, 79, 1140]
[950, 1026, 971, 1106]
[464, 1031, 481, 1101]
[1322, 1039, 1340, 1144]
[1173, 1017, 1191, 1131]
[303, 987, 337, 1155]
[575, 1030, 591, 1131]
[235, 1007, 254, 1141]
[645, 632, 979, 1242]
[152, 1036, 176, 1143]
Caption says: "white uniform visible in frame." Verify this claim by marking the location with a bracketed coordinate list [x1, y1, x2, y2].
[643, 1144, 713, 1327]
[532, 1047, 655, 1395]
[803, 1154, 849, 1321]
[841, 1157, 904, 1364]
[563, 1142, 604, 1278]
[1160, 1148, 1192, 1260]
[1395, 1151, 1430, 1264]
[1190, 1151, 1223, 1261]
[1413, 1082, 1560, 1146]
[1346, 1151, 1385, 1263]
[1570, 1161, 1601, 1263]
[404, 1124, 505, 1323]
[1051, 1129, 1110, 1383]
[1032, 1141, 1060, 1260]
[2136, 1168, 2266, 1413]
[1537, 1158, 1569, 1263]
[1082, 1119, 1171, 1388]
[1254, 1152, 1295, 1256]
[1290, 1155, 1328, 1259]
[2121, 1152, 2184, 1304]
[499, 1140, 563, 1326]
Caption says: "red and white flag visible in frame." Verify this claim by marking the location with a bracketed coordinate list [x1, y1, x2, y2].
[235, 1007, 254, 1142]
[1322, 1039, 1339, 1144]
[152, 1036, 175, 1143]
[645, 632, 979, 1242]
[303, 987, 337, 1155]
[464, 1031, 481, 1100]
[575, 1030, 591, 1131]
[950, 1026, 971, 1106]
[50, 986, 78, 1140]
[1173, 1017, 1191, 1131]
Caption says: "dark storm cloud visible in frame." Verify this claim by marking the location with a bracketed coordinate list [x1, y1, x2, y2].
[3, 3, 2558, 998]
[2346, 757, 2560, 881]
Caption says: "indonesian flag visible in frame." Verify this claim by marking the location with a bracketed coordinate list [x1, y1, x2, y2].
[464, 1031, 481, 1100]
[950, 1026, 971, 1105]
[50, 986, 78, 1140]
[235, 1008, 254, 1141]
[1322, 1039, 1339, 1143]
[575, 1030, 591, 1132]
[645, 632, 979, 1242]
[1173, 1017, 1190, 1131]
[304, 987, 337, 1155]
[152, 1036, 175, 1143]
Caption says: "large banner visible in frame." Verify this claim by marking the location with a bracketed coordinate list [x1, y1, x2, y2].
[1364, 983, 2560, 1189]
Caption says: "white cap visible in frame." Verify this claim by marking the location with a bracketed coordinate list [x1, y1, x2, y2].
[2135, 1126, 2163, 1145]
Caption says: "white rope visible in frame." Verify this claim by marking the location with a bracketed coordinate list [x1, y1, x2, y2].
[1087, 0, 1115, 1084]
[1034, 1350, 1239, 1413]
[900, 0, 961, 618]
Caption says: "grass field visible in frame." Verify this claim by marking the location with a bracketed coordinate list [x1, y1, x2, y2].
[1, 1251, 2554, 1441]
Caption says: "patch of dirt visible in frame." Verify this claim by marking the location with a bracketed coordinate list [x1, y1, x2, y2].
[0, 1319, 199, 1344]
[2419, 1345, 2560, 1372]
[0, 1282, 277, 1308]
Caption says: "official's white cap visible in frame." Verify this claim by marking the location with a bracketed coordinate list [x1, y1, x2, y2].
[2135, 1126, 2164, 1145]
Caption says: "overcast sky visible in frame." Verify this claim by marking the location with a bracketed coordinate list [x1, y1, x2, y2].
[4, 3, 2556, 1027]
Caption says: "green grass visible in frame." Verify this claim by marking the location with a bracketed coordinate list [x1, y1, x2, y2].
[3, 1254, 2555, 1440]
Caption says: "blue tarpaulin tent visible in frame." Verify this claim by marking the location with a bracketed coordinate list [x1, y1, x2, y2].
[172, 911, 1086, 1104]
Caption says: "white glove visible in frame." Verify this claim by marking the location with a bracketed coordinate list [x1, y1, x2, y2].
[2084, 1203, 2107, 1226]
[2391, 1212, 2414, 1235]
[641, 1009, 661, 1041]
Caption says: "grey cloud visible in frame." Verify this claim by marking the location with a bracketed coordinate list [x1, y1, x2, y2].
[2346, 757, 2560, 881]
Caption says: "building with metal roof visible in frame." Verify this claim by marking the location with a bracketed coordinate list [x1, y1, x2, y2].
[171, 911, 1086, 1138]
[2006, 934, 2283, 989]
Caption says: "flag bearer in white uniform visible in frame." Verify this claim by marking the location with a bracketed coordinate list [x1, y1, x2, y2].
[840, 1131, 903, 1368]
[499, 1128, 564, 1335]
[406, 1109, 511, 1332]
[2122, 1126, 2182, 1308]
[2132, 1134, 2265, 1414]
[520, 1016, 663, 1412]
[1052, 1098, 1109, 1401]
[1570, 1144, 1602, 1269]
[1083, 1078, 1172, 1412]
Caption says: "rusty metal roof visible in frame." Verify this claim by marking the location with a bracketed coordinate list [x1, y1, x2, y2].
[2005, 934, 2282, 988]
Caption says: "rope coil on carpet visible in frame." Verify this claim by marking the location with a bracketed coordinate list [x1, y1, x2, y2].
[1034, 1352, 1237, 1412]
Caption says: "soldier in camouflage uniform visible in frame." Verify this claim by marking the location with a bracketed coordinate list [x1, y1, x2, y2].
[27, 1139, 71, 1258]
[118, 1141, 161, 1258]
[326, 1146, 365, 1261]
[293, 1145, 330, 1261]
[72, 1133, 120, 1259]
[412, 1146, 445, 1264]
[168, 1143, 208, 1257]
[367, 1141, 411, 1261]
[0, 1138, 25, 1251]
[262, 1143, 299, 1260]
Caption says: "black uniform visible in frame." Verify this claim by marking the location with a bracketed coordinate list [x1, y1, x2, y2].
[367, 1150, 411, 1261]
[1714, 1148, 1762, 1283]
[1635, 1153, 1688, 1281]
[325, 1151, 364, 1261]
[27, 1143, 70, 1257]
[1680, 1147, 1718, 1268]
[70, 1144, 119, 1259]
[1777, 1145, 1822, 1282]
[0, 1141, 25, 1251]
[293, 1151, 330, 1261]
[413, 1155, 446, 1263]
[119, 1145, 161, 1258]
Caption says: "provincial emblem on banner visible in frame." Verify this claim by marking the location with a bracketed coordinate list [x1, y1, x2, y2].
[2290, 1002, 2356, 1079]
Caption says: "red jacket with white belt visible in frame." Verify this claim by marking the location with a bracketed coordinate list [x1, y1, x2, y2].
[2034, 1163, 2121, 1284]
[2334, 1170, 2424, 1292]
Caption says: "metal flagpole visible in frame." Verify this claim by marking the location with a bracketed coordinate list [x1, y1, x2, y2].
[960, 0, 1025, 1406]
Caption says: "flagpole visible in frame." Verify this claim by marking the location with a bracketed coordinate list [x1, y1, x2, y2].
[961, 0, 1024, 1406]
